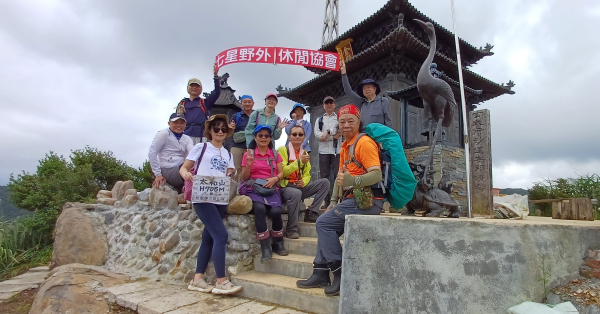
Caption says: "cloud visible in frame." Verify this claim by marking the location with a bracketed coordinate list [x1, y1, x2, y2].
[0, 0, 598, 189]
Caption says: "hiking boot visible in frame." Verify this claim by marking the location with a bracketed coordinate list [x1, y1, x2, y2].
[257, 231, 272, 263]
[324, 261, 342, 296]
[271, 230, 288, 256]
[211, 279, 242, 295]
[296, 263, 330, 289]
[304, 210, 320, 223]
[187, 277, 213, 293]
[285, 230, 300, 239]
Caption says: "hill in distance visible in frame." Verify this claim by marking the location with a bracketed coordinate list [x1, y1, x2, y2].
[0, 186, 31, 221]
[499, 188, 529, 196]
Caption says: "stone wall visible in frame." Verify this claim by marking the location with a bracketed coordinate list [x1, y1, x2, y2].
[87, 182, 295, 284]
[405, 144, 468, 214]
[340, 215, 600, 314]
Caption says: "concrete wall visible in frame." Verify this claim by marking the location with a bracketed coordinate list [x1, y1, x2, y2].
[340, 215, 600, 314]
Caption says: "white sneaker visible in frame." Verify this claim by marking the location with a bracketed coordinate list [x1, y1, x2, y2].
[188, 278, 213, 293]
[211, 279, 243, 295]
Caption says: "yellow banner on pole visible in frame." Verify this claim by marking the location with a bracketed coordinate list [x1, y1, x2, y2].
[335, 39, 354, 62]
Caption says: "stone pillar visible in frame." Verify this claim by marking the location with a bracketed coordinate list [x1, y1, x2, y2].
[469, 109, 493, 216]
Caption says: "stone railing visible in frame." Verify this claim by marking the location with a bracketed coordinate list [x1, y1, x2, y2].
[86, 180, 294, 283]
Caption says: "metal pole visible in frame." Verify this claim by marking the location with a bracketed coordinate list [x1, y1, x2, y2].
[450, 0, 472, 218]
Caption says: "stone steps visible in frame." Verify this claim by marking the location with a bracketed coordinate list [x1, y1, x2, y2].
[233, 221, 341, 314]
[253, 253, 314, 279]
[298, 222, 318, 238]
[104, 280, 309, 313]
[232, 271, 339, 314]
[285, 237, 343, 258]
[298, 222, 343, 240]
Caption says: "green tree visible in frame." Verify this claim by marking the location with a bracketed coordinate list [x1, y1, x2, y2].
[7, 147, 152, 233]
[133, 160, 153, 191]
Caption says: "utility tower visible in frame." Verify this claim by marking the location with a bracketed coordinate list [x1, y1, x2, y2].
[322, 0, 339, 45]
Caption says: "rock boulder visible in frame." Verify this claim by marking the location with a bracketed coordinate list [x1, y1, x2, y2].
[149, 186, 179, 210]
[50, 203, 107, 269]
[96, 190, 112, 199]
[29, 263, 129, 314]
[117, 181, 135, 200]
[111, 181, 123, 200]
[97, 198, 117, 205]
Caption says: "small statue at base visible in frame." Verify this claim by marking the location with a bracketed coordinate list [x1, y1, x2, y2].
[404, 163, 460, 218]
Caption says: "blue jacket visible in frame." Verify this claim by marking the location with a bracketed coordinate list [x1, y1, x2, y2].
[285, 120, 312, 152]
[180, 77, 221, 138]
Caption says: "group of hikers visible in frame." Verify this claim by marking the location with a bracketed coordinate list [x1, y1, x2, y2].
[147, 59, 395, 296]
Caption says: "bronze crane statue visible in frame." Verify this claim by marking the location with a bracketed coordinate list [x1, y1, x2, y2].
[414, 19, 457, 187]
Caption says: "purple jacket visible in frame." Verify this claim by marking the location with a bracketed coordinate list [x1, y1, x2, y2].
[181, 77, 221, 138]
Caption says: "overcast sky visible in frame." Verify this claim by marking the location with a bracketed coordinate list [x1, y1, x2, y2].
[1, 0, 599, 189]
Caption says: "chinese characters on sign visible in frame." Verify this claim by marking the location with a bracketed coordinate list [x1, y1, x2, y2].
[191, 176, 231, 204]
[215, 46, 339, 71]
[335, 38, 354, 62]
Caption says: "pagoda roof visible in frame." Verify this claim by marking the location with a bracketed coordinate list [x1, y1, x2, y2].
[205, 73, 242, 112]
[308, 0, 492, 75]
[280, 26, 513, 104]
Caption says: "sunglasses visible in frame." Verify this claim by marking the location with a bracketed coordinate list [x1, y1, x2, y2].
[212, 126, 228, 134]
[256, 134, 272, 139]
[291, 133, 305, 137]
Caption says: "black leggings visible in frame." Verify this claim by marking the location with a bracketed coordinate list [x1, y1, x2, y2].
[250, 201, 283, 233]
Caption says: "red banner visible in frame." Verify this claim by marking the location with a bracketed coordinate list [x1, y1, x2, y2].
[215, 46, 339, 71]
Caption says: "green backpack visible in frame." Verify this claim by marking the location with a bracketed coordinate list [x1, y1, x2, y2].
[347, 123, 417, 209]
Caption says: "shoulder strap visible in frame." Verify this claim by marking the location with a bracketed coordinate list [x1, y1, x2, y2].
[198, 98, 207, 115]
[347, 133, 366, 170]
[267, 148, 279, 177]
[191, 144, 208, 175]
[318, 116, 324, 131]
[255, 111, 260, 125]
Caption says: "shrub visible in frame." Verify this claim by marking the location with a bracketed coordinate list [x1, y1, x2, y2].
[529, 174, 600, 216]
[0, 219, 52, 280]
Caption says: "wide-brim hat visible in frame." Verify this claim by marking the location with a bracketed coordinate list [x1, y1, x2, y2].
[204, 114, 234, 138]
[290, 103, 307, 118]
[357, 79, 381, 98]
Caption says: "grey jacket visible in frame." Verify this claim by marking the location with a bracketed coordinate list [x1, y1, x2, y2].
[342, 74, 393, 128]
[148, 128, 194, 176]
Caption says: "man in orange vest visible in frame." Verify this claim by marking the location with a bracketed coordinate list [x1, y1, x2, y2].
[296, 104, 384, 296]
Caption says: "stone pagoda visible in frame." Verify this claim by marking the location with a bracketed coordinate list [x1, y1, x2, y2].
[279, 0, 514, 214]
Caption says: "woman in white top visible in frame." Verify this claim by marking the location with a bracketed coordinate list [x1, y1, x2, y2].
[180, 114, 242, 295]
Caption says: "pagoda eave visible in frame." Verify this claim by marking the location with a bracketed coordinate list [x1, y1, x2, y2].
[315, 0, 491, 67]
[280, 27, 512, 104]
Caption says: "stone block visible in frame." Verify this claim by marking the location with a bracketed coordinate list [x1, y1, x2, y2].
[469, 109, 493, 216]
[149, 186, 179, 210]
[97, 198, 117, 205]
[97, 190, 112, 199]
[138, 188, 151, 202]
[50, 203, 107, 269]
[122, 194, 138, 208]
[117, 181, 135, 201]
[111, 181, 123, 201]
[124, 188, 137, 197]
